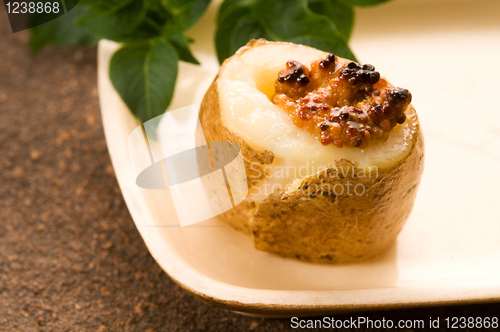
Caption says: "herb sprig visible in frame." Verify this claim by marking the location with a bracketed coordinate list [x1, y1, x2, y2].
[30, 0, 390, 123]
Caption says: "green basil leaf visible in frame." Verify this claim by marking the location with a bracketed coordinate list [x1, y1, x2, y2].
[108, 20, 159, 43]
[216, 0, 357, 64]
[161, 0, 198, 9]
[307, 0, 354, 40]
[218, 0, 253, 21]
[144, 0, 173, 26]
[77, 0, 146, 39]
[29, 5, 97, 52]
[163, 26, 200, 64]
[109, 0, 175, 43]
[161, 0, 211, 30]
[109, 38, 179, 123]
[215, 4, 253, 63]
[252, 0, 356, 60]
[287, 35, 354, 61]
[228, 16, 271, 54]
[343, 0, 391, 6]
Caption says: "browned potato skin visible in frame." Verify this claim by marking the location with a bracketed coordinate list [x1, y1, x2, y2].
[198, 39, 425, 263]
[253, 131, 424, 263]
[198, 76, 272, 235]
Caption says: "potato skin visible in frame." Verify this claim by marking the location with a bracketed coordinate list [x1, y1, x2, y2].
[253, 131, 424, 263]
[198, 78, 273, 234]
[198, 40, 425, 263]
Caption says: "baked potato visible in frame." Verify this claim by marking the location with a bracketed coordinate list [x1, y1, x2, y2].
[198, 39, 424, 263]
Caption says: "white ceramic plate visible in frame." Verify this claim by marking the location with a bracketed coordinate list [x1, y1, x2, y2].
[98, 0, 500, 317]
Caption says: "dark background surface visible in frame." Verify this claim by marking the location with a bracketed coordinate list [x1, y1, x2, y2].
[1, 9, 500, 332]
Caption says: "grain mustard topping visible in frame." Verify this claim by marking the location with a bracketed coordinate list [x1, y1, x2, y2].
[273, 54, 411, 148]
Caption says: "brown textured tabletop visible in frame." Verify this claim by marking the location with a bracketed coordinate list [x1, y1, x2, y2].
[1, 10, 499, 332]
